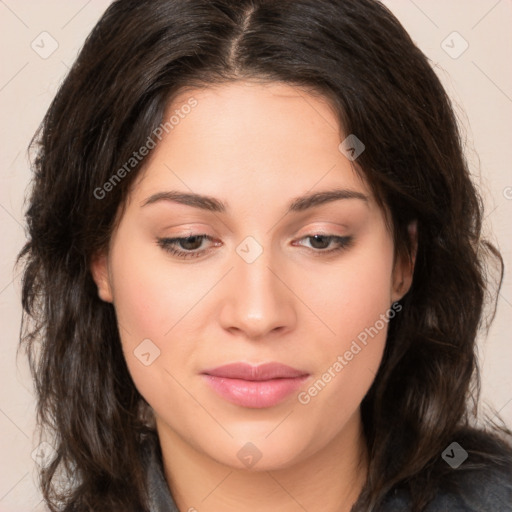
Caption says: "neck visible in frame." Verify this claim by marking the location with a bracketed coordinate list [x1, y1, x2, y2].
[156, 410, 368, 512]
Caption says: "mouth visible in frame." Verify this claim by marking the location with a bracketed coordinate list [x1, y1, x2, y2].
[201, 362, 310, 409]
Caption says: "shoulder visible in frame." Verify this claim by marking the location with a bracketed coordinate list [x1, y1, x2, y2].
[381, 465, 512, 511]
[380, 429, 512, 511]
[441, 464, 509, 511]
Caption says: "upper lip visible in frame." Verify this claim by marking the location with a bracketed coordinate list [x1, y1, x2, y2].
[202, 362, 308, 381]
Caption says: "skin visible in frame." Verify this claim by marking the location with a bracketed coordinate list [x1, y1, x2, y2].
[91, 80, 415, 512]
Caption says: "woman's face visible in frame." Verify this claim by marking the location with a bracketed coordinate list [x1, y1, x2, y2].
[92, 80, 413, 470]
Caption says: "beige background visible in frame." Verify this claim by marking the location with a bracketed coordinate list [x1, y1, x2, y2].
[1, 0, 511, 510]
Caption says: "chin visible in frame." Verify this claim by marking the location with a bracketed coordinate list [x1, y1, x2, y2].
[202, 431, 318, 472]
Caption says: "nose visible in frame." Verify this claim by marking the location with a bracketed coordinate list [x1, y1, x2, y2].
[218, 243, 297, 341]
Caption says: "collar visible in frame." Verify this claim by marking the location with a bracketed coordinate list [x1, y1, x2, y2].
[144, 434, 180, 512]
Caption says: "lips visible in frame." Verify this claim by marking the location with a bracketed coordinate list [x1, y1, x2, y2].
[201, 362, 309, 408]
[203, 362, 308, 380]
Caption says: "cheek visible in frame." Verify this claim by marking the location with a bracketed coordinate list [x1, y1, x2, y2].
[107, 232, 206, 393]
[108, 232, 205, 342]
[295, 233, 395, 414]
[302, 233, 395, 349]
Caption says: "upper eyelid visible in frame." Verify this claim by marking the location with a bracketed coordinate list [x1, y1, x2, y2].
[162, 221, 351, 239]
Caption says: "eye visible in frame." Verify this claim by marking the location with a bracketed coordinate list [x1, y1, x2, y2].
[156, 233, 354, 261]
[157, 234, 218, 260]
[293, 234, 354, 254]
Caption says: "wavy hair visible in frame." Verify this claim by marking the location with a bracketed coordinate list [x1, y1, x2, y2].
[16, 0, 512, 510]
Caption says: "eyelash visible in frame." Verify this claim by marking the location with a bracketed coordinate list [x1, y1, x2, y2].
[156, 233, 354, 260]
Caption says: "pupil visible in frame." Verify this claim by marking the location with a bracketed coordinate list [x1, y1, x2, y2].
[182, 236, 202, 250]
[310, 235, 328, 249]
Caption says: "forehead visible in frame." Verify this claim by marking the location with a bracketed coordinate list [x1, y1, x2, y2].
[168, 80, 343, 150]
[130, 80, 370, 197]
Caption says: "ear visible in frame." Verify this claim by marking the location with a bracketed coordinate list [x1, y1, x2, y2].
[90, 250, 114, 303]
[391, 220, 417, 303]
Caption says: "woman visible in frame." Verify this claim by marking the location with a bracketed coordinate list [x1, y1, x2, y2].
[17, 0, 512, 511]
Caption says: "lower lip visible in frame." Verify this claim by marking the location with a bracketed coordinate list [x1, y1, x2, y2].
[202, 375, 309, 408]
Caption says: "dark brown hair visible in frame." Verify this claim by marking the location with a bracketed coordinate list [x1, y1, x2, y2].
[17, 0, 512, 510]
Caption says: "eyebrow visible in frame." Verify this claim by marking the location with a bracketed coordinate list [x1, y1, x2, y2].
[140, 188, 368, 213]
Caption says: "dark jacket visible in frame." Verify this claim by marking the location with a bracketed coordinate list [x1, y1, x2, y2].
[143, 436, 512, 512]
